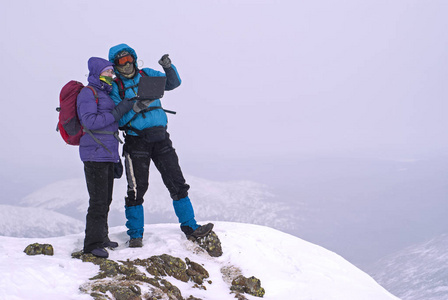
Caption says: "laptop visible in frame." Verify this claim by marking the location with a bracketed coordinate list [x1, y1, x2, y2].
[136, 76, 167, 100]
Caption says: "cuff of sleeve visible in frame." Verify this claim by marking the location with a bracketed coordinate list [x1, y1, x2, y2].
[106, 113, 117, 124]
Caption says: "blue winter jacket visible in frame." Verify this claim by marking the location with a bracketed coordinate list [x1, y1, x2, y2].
[77, 57, 120, 162]
[108, 44, 181, 135]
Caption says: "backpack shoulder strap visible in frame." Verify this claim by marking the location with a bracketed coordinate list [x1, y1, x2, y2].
[84, 86, 99, 104]
[114, 77, 126, 100]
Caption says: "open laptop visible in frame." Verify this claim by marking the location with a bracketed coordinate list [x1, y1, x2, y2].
[136, 76, 167, 101]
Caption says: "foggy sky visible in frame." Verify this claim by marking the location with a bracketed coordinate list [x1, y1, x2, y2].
[0, 0, 447, 268]
[1, 0, 447, 167]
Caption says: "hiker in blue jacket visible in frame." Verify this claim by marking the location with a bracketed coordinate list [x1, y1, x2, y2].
[108, 43, 214, 248]
[77, 56, 152, 257]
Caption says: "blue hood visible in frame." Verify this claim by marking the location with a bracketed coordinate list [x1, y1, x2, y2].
[108, 43, 138, 65]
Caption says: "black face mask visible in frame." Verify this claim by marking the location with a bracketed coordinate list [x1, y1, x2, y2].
[116, 62, 135, 78]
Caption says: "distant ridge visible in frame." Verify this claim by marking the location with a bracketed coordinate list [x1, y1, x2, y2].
[0, 204, 84, 237]
[369, 234, 448, 300]
[20, 175, 300, 234]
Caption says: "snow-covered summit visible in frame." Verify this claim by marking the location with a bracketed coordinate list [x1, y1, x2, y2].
[0, 222, 398, 300]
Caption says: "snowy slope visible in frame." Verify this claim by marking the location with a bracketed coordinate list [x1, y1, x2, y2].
[369, 234, 448, 300]
[20, 175, 298, 233]
[0, 222, 398, 300]
[0, 204, 84, 238]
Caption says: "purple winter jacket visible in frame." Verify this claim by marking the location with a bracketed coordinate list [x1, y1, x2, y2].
[77, 57, 119, 162]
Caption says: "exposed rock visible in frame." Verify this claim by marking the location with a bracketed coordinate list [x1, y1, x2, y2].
[194, 231, 223, 257]
[119, 263, 140, 277]
[73, 251, 264, 299]
[71, 250, 84, 259]
[81, 278, 178, 300]
[81, 280, 142, 300]
[186, 296, 203, 300]
[72, 252, 123, 280]
[132, 254, 189, 283]
[186, 257, 209, 285]
[160, 279, 183, 300]
[89, 292, 111, 300]
[74, 253, 211, 299]
[231, 275, 265, 298]
[123, 272, 160, 287]
[233, 293, 249, 300]
[24, 243, 54, 256]
[111, 285, 141, 300]
[92, 282, 141, 300]
[93, 259, 122, 279]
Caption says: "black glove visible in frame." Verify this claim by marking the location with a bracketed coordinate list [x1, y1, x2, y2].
[112, 98, 134, 121]
[113, 159, 123, 179]
[133, 99, 153, 113]
[158, 54, 171, 69]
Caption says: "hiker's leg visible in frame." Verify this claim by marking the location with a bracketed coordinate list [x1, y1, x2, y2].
[123, 135, 153, 205]
[151, 134, 190, 201]
[173, 196, 199, 231]
[151, 135, 198, 231]
[103, 162, 114, 243]
[123, 135, 152, 238]
[125, 204, 144, 239]
[83, 161, 113, 253]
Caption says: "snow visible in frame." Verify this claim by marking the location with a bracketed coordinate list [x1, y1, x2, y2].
[0, 205, 84, 238]
[0, 221, 399, 300]
[369, 234, 448, 300]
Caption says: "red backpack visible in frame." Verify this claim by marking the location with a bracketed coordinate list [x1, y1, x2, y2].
[56, 81, 97, 145]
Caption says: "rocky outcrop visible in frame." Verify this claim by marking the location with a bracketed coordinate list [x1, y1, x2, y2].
[231, 275, 266, 297]
[185, 257, 209, 285]
[194, 231, 223, 257]
[73, 252, 210, 299]
[23, 243, 54, 256]
[72, 251, 265, 299]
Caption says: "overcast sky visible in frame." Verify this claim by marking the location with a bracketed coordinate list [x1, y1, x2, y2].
[2, 0, 447, 167]
[0, 0, 447, 267]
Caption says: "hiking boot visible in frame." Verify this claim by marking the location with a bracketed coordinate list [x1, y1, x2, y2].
[103, 241, 119, 249]
[90, 248, 109, 258]
[182, 223, 214, 241]
[129, 237, 143, 248]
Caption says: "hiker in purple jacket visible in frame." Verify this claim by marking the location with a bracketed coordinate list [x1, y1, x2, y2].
[77, 57, 152, 258]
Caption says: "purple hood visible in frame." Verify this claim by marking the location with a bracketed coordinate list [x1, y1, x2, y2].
[88, 57, 114, 93]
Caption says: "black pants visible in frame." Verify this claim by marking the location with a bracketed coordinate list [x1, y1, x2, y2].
[83, 161, 114, 252]
[123, 133, 190, 207]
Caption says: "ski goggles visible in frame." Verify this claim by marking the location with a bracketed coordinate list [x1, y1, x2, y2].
[115, 54, 134, 66]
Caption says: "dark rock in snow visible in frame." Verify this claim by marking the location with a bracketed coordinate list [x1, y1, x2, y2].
[73, 251, 264, 299]
[71, 251, 123, 280]
[194, 231, 223, 257]
[23, 243, 54, 256]
[186, 296, 203, 300]
[132, 254, 190, 282]
[234, 293, 249, 300]
[231, 275, 265, 298]
[186, 257, 209, 284]
[159, 278, 183, 300]
[75, 253, 212, 299]
[90, 282, 141, 300]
